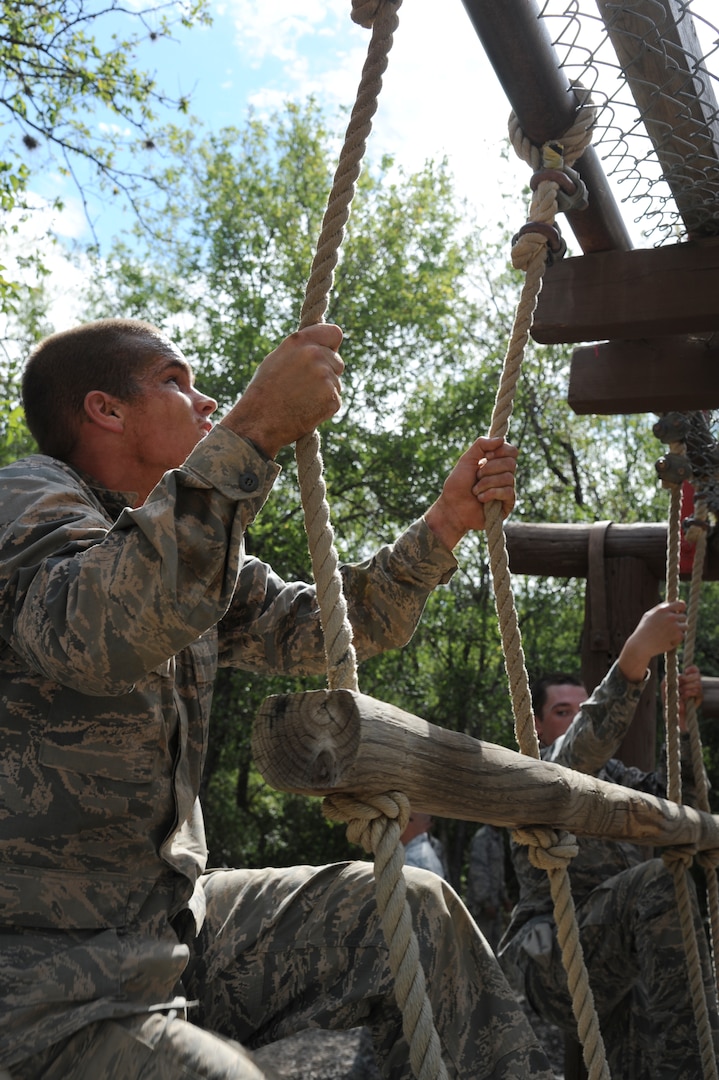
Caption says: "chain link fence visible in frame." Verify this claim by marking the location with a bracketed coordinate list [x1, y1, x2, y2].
[536, 0, 719, 244]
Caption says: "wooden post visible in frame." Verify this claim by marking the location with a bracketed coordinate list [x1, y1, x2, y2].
[581, 554, 661, 771]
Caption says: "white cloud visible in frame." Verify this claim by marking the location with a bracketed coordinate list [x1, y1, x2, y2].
[3, 195, 93, 328]
[223, 0, 352, 64]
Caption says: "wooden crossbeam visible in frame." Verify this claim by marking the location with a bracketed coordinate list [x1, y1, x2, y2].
[504, 521, 719, 583]
[567, 335, 719, 415]
[532, 240, 719, 344]
[595, 0, 719, 239]
[252, 689, 719, 850]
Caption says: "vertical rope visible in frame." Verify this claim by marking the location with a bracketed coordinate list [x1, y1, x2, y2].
[487, 96, 610, 1079]
[659, 445, 718, 1079]
[294, 7, 449, 1077]
[296, 0, 403, 693]
[664, 466, 683, 804]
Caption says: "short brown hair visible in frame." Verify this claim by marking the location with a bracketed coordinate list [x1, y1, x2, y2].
[530, 672, 585, 717]
[22, 318, 179, 460]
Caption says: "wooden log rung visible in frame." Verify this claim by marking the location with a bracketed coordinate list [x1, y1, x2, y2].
[252, 689, 719, 851]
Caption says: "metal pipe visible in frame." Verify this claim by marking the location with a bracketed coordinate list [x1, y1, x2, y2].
[460, 0, 633, 252]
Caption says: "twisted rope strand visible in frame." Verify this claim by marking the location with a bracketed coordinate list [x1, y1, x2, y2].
[298, 7, 448, 1077]
[492, 97, 610, 1080]
[323, 792, 449, 1080]
[660, 443, 718, 1077]
[664, 851, 719, 1080]
[296, 0, 402, 693]
[664, 450, 684, 805]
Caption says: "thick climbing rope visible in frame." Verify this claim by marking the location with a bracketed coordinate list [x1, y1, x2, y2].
[656, 421, 719, 1079]
[684, 499, 719, 992]
[295, 0, 407, 696]
[323, 792, 447, 1080]
[289, 4, 449, 1079]
[481, 91, 613, 1080]
[283, 5, 716, 1076]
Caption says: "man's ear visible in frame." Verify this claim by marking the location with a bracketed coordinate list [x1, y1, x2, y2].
[83, 390, 125, 433]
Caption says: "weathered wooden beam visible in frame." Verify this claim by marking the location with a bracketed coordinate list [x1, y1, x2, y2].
[505, 522, 666, 579]
[567, 335, 719, 415]
[595, 0, 719, 240]
[531, 239, 719, 344]
[504, 521, 719, 582]
[252, 689, 719, 850]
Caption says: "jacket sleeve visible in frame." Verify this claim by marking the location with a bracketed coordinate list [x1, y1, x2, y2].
[0, 427, 279, 694]
[216, 517, 458, 675]
[544, 662, 703, 803]
[545, 660, 647, 775]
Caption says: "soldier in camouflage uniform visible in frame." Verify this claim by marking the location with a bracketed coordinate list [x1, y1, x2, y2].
[499, 601, 719, 1079]
[0, 318, 555, 1079]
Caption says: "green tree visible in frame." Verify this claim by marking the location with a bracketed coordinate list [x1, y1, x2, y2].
[21, 98, 717, 881]
[0, 0, 209, 312]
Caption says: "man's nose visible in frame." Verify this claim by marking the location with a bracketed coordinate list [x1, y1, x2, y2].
[196, 391, 218, 416]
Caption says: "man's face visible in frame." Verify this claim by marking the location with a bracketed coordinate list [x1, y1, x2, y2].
[122, 348, 218, 478]
[534, 683, 588, 748]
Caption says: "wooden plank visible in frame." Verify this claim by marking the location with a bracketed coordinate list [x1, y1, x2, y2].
[531, 240, 719, 344]
[504, 521, 719, 582]
[595, 0, 719, 239]
[567, 336, 719, 414]
[504, 522, 667, 579]
[252, 689, 719, 849]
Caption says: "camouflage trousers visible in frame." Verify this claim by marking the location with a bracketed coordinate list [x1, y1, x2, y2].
[510, 857, 719, 1080]
[10, 861, 554, 1080]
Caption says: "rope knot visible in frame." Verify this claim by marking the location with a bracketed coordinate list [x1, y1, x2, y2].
[513, 826, 579, 871]
[530, 165, 589, 214]
[508, 82, 596, 172]
[511, 221, 566, 270]
[351, 0, 397, 28]
[323, 790, 410, 853]
[663, 844, 697, 870]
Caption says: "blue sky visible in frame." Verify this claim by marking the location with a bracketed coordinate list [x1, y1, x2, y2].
[16, 0, 719, 321]
[43, 0, 530, 249]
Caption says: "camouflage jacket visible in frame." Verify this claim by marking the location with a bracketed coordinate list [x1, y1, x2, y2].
[499, 661, 697, 952]
[0, 425, 457, 1066]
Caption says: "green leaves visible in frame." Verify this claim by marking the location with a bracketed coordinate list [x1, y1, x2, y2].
[0, 0, 211, 310]
[9, 96, 713, 875]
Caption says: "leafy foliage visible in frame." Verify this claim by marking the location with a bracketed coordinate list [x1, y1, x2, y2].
[0, 0, 210, 312]
[7, 98, 719, 886]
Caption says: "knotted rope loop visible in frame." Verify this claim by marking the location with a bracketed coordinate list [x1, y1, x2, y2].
[323, 790, 411, 853]
[656, 451, 693, 487]
[663, 844, 698, 871]
[512, 221, 567, 266]
[509, 82, 596, 172]
[513, 826, 579, 872]
[508, 86, 595, 273]
[351, 0, 400, 29]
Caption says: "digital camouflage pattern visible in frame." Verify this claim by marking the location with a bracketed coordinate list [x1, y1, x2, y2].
[466, 825, 508, 952]
[499, 661, 719, 1078]
[11, 863, 556, 1080]
[0, 426, 555, 1078]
